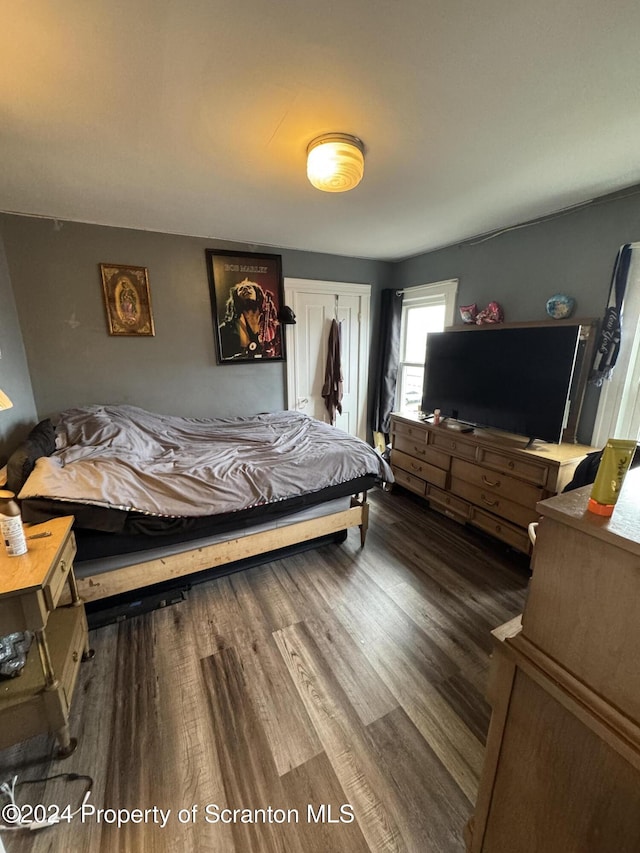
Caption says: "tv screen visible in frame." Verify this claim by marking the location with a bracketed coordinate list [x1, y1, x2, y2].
[421, 325, 581, 443]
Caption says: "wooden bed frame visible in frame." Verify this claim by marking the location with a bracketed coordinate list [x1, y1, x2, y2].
[75, 494, 369, 604]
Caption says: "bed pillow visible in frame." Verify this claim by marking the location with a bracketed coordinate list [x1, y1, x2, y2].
[6, 419, 56, 495]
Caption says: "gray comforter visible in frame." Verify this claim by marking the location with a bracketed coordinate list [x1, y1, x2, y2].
[19, 406, 393, 517]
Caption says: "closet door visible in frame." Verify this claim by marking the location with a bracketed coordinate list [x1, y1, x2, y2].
[284, 279, 370, 439]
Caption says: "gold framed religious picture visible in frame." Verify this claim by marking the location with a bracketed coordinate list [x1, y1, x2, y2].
[99, 263, 155, 336]
[206, 249, 285, 363]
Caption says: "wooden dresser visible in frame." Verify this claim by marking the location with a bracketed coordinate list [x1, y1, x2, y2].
[390, 412, 594, 553]
[466, 468, 640, 852]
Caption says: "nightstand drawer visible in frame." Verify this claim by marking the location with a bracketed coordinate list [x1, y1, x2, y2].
[44, 533, 76, 611]
[391, 450, 448, 488]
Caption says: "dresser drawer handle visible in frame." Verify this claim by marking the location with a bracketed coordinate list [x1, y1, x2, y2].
[451, 441, 456, 450]
[481, 494, 498, 507]
[481, 475, 500, 487]
[413, 446, 426, 456]
[59, 560, 66, 573]
[410, 463, 422, 472]
[508, 460, 515, 469]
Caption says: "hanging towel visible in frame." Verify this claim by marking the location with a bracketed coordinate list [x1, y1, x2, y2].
[322, 319, 343, 425]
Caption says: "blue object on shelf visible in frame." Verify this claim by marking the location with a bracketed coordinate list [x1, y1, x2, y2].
[546, 294, 575, 319]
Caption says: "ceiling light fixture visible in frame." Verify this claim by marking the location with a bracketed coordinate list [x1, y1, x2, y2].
[0, 389, 13, 411]
[306, 133, 365, 193]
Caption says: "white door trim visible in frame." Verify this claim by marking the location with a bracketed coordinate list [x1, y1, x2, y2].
[284, 278, 371, 439]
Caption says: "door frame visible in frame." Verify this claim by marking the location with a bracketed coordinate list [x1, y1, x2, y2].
[284, 278, 371, 439]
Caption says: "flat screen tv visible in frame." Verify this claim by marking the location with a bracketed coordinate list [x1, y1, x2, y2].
[421, 325, 581, 443]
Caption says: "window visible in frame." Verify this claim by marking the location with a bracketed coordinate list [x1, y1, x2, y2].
[397, 279, 458, 413]
[592, 246, 640, 446]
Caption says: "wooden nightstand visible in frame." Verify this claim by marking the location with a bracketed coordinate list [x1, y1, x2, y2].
[0, 516, 94, 758]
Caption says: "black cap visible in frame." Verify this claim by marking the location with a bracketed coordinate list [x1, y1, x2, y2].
[279, 305, 296, 324]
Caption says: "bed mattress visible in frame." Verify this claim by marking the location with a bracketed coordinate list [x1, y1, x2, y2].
[68, 474, 376, 562]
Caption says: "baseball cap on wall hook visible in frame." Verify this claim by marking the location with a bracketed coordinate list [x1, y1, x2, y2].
[279, 305, 296, 324]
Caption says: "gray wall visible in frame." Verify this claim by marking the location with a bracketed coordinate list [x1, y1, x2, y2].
[3, 184, 640, 454]
[394, 188, 640, 322]
[393, 187, 640, 444]
[0, 234, 37, 465]
[0, 215, 392, 430]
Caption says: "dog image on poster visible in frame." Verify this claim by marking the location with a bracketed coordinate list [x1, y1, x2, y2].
[206, 250, 285, 363]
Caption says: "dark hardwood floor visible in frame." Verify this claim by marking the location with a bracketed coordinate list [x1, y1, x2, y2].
[0, 487, 529, 852]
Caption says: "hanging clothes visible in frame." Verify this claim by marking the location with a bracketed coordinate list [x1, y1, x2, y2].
[372, 288, 404, 450]
[590, 244, 633, 385]
[322, 318, 343, 425]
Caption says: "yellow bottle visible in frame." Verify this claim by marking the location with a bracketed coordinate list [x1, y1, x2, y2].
[587, 438, 636, 516]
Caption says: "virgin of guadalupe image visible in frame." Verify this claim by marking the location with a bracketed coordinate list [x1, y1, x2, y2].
[115, 277, 140, 326]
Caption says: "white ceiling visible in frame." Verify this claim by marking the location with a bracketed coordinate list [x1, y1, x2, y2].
[2, 0, 640, 261]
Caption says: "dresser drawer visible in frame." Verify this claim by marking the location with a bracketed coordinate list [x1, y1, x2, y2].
[393, 435, 450, 470]
[469, 507, 531, 553]
[450, 478, 539, 529]
[393, 467, 427, 497]
[391, 450, 448, 488]
[426, 484, 470, 521]
[476, 446, 550, 487]
[44, 533, 76, 611]
[430, 431, 478, 461]
[391, 419, 428, 444]
[451, 458, 543, 509]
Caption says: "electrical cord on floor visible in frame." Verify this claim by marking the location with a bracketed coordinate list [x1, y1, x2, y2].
[0, 772, 93, 832]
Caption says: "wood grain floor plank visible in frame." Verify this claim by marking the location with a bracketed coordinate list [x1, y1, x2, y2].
[317, 581, 486, 803]
[230, 563, 303, 634]
[189, 560, 325, 777]
[296, 611, 399, 727]
[151, 604, 236, 853]
[302, 547, 464, 687]
[200, 645, 306, 853]
[232, 630, 324, 776]
[189, 574, 246, 659]
[275, 620, 409, 852]
[279, 751, 371, 853]
[365, 706, 471, 852]
[374, 579, 491, 695]
[97, 616, 170, 853]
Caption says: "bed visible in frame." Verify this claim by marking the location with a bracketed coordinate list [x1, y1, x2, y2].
[11, 406, 393, 604]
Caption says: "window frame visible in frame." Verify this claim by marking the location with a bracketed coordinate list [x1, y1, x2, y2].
[396, 279, 458, 413]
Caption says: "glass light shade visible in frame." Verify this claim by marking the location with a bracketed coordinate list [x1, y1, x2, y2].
[0, 389, 13, 411]
[307, 133, 364, 193]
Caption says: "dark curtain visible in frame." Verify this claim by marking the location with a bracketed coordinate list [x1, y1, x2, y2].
[590, 243, 633, 385]
[372, 289, 404, 440]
